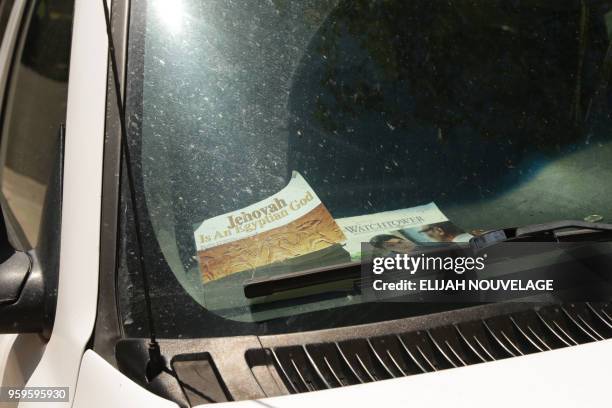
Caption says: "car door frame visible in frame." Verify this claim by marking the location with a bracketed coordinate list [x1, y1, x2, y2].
[9, 1, 110, 406]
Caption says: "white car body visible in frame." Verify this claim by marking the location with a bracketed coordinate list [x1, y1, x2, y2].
[0, 1, 610, 407]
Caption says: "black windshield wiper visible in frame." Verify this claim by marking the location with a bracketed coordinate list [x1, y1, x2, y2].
[244, 261, 362, 298]
[245, 220, 612, 298]
[470, 220, 612, 251]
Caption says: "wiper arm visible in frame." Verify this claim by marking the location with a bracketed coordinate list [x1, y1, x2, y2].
[470, 220, 612, 251]
[245, 220, 612, 298]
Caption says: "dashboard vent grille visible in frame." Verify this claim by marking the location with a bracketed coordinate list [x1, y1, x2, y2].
[261, 302, 611, 393]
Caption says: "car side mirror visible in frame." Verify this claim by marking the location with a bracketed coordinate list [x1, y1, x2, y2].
[0, 251, 46, 333]
[0, 124, 64, 337]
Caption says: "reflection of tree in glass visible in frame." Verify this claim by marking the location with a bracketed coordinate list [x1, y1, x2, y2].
[310, 0, 608, 149]
[285, 0, 612, 217]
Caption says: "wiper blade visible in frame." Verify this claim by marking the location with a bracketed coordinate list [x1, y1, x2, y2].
[470, 220, 612, 250]
[244, 261, 362, 298]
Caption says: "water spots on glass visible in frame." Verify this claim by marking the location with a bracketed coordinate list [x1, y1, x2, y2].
[121, 0, 612, 327]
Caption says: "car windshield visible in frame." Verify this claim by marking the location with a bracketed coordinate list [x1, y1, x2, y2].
[119, 0, 612, 338]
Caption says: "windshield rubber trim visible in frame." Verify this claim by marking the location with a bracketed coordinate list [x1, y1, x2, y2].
[92, 0, 131, 368]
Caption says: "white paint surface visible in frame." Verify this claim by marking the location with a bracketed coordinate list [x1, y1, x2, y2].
[72, 350, 177, 408]
[20, 1, 109, 406]
[210, 338, 612, 408]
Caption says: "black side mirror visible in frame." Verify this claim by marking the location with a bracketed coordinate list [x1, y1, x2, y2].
[0, 252, 31, 305]
[0, 124, 64, 337]
[0, 251, 45, 332]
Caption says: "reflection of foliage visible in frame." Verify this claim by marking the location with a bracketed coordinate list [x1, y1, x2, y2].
[23, 0, 74, 82]
[271, 0, 340, 28]
[310, 0, 610, 149]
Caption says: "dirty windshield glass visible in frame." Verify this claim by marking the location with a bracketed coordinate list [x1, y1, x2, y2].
[119, 0, 612, 338]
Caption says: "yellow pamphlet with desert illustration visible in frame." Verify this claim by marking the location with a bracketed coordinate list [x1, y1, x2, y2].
[193, 172, 346, 282]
